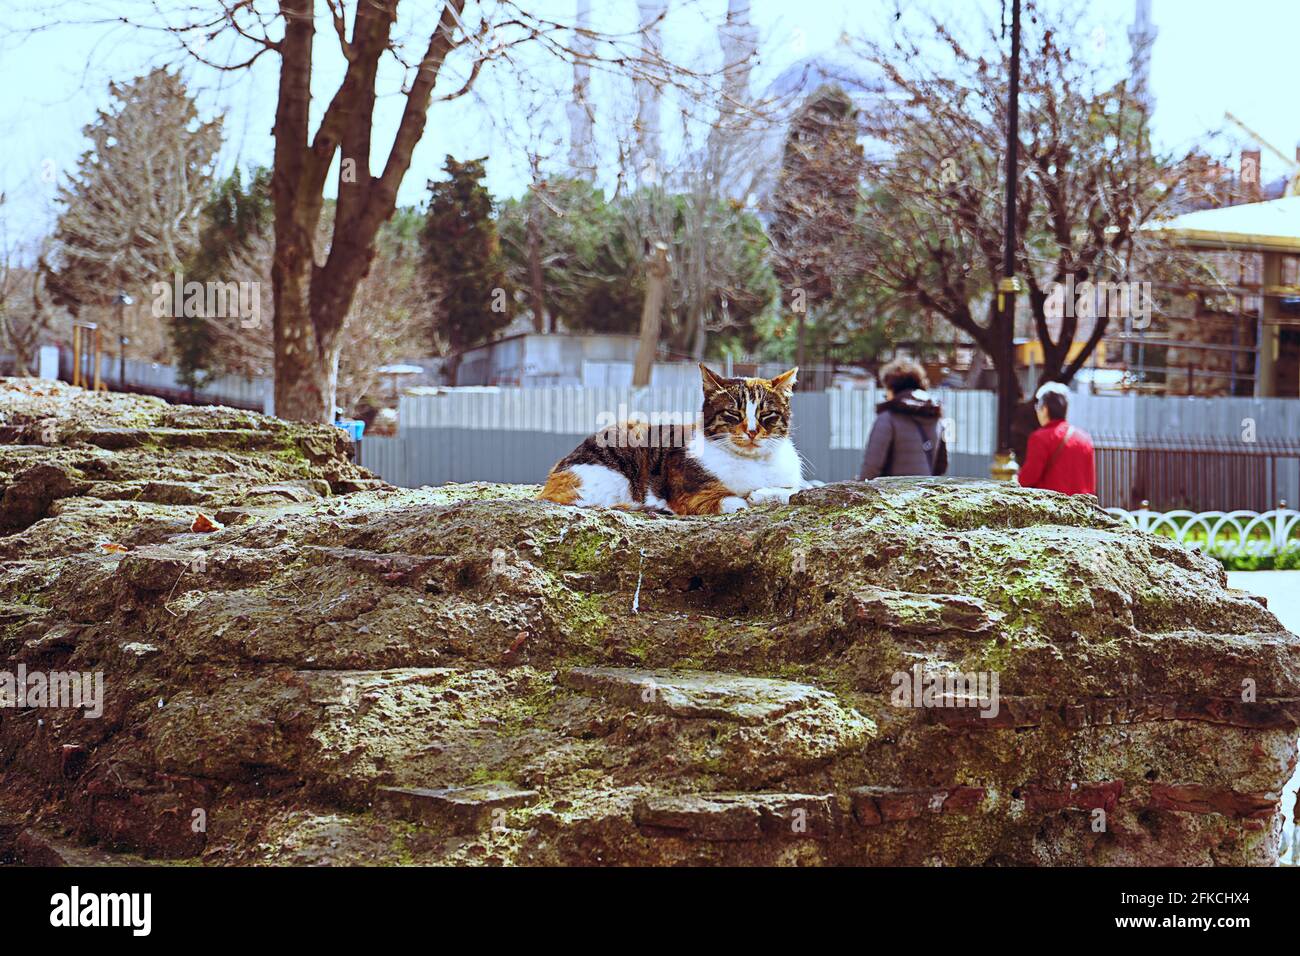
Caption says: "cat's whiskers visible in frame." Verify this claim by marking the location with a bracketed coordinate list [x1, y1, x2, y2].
[792, 443, 816, 480]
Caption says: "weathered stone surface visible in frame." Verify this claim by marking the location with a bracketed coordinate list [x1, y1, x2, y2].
[116, 546, 195, 592]
[633, 793, 835, 840]
[1021, 781, 1124, 813]
[1148, 784, 1277, 820]
[9, 828, 155, 866]
[848, 586, 1003, 636]
[0, 378, 373, 561]
[560, 666, 838, 723]
[850, 785, 988, 824]
[376, 784, 539, 832]
[2, 378, 1299, 866]
[0, 463, 84, 531]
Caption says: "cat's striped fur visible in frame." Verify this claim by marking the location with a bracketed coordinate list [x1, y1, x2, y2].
[538, 365, 815, 515]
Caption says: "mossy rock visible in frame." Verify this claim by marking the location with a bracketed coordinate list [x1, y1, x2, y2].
[1, 379, 1298, 866]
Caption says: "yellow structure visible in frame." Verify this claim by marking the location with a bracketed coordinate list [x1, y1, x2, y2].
[1139, 196, 1300, 397]
[71, 323, 105, 392]
[1015, 338, 1106, 368]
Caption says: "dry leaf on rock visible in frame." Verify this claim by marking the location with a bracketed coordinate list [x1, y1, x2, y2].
[191, 513, 224, 533]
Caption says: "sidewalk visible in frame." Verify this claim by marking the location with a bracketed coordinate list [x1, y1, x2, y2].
[1227, 570, 1300, 865]
[1228, 571, 1300, 635]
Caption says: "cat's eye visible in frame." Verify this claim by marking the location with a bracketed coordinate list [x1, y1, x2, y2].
[719, 410, 741, 423]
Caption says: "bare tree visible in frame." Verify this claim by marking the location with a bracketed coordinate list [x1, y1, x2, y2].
[78, 0, 716, 421]
[182, 205, 428, 412]
[0, 244, 58, 375]
[606, 7, 788, 362]
[851, 2, 1194, 446]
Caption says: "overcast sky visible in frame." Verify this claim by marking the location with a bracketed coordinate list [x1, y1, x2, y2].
[1, 0, 1295, 254]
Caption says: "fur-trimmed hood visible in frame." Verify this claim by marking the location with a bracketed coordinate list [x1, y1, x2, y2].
[876, 388, 942, 419]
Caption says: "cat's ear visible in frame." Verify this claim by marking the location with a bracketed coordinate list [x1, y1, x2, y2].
[769, 367, 798, 395]
[699, 363, 729, 396]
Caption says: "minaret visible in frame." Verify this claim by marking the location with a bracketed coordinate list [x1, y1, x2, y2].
[706, 0, 758, 194]
[634, 0, 667, 184]
[1128, 0, 1156, 112]
[717, 0, 758, 116]
[566, 0, 596, 175]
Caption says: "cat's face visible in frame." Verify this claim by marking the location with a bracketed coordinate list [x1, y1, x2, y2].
[699, 365, 798, 454]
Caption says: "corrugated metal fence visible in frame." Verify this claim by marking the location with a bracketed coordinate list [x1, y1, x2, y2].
[359, 386, 1299, 510]
[33, 349, 1294, 509]
[72, 355, 271, 412]
[360, 386, 997, 488]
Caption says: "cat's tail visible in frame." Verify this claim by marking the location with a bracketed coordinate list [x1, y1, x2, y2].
[537, 469, 581, 505]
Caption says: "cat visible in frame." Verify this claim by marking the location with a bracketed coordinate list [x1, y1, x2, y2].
[537, 364, 818, 515]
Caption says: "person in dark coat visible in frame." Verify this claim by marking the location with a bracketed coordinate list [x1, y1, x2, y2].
[858, 358, 948, 479]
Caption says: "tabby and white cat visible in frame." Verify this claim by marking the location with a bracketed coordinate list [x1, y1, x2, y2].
[538, 365, 816, 515]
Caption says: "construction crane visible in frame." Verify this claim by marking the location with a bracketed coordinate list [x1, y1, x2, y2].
[1224, 111, 1300, 197]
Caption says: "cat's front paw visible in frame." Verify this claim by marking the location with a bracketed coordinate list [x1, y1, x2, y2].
[719, 495, 749, 514]
[799, 479, 825, 490]
[746, 486, 796, 507]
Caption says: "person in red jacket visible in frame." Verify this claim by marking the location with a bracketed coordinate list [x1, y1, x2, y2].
[1017, 382, 1096, 496]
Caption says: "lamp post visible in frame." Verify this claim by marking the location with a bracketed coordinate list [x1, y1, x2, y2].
[114, 290, 134, 391]
[991, 0, 1023, 482]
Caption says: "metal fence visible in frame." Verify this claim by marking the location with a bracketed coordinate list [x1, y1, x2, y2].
[1106, 506, 1300, 557]
[360, 386, 1300, 511]
[1071, 391, 1300, 511]
[1094, 434, 1300, 512]
[59, 354, 272, 412]
[28, 348, 1297, 509]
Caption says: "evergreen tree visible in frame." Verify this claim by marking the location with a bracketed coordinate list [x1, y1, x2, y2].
[420, 156, 513, 385]
[172, 166, 272, 388]
[498, 178, 629, 334]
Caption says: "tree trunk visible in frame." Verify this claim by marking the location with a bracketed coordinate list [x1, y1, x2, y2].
[271, 278, 337, 423]
[986, 343, 1032, 462]
[964, 347, 986, 388]
[794, 307, 808, 370]
[10, 340, 32, 376]
[633, 243, 670, 387]
[690, 303, 707, 360]
[267, 0, 465, 421]
[527, 204, 547, 333]
[269, 0, 327, 422]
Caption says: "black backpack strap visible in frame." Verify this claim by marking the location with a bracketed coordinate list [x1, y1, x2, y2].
[907, 417, 937, 475]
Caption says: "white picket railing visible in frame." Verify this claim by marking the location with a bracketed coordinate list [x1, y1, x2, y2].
[1106, 504, 1300, 556]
